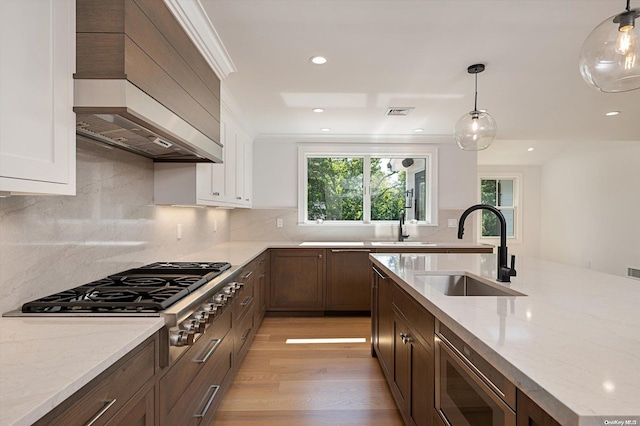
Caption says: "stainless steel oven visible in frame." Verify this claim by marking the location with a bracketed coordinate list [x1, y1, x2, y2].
[435, 320, 516, 426]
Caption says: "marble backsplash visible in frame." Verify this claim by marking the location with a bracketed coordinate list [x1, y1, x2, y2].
[0, 139, 229, 314]
[230, 208, 475, 243]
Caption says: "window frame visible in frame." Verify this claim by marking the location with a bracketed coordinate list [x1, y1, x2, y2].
[477, 173, 523, 243]
[298, 144, 438, 226]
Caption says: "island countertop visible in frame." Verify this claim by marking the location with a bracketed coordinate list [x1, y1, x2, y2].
[369, 252, 640, 426]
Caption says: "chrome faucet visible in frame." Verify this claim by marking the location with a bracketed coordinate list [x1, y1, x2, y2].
[458, 204, 517, 282]
[399, 211, 410, 242]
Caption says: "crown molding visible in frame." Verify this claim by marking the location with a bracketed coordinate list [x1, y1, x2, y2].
[164, 0, 236, 80]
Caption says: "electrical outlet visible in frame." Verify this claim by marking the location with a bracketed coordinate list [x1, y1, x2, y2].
[177, 224, 182, 240]
[448, 219, 457, 228]
[276, 218, 283, 228]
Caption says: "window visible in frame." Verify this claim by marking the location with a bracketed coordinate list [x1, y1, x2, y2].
[299, 146, 437, 225]
[478, 174, 521, 239]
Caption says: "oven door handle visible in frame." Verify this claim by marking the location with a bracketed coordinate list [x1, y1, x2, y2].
[437, 333, 515, 422]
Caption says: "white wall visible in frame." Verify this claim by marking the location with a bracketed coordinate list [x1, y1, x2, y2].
[477, 165, 542, 258]
[539, 141, 640, 277]
[0, 139, 230, 314]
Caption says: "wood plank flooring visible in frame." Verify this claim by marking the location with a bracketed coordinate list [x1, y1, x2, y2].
[210, 316, 403, 425]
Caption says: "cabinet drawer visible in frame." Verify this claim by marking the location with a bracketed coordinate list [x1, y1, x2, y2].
[234, 300, 255, 360]
[234, 278, 255, 322]
[36, 336, 156, 426]
[160, 306, 231, 417]
[392, 285, 434, 346]
[164, 334, 234, 425]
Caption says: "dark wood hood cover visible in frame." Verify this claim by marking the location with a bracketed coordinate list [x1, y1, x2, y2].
[75, 0, 222, 161]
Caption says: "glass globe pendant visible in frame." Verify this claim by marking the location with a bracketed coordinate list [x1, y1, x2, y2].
[454, 64, 497, 151]
[579, 0, 640, 92]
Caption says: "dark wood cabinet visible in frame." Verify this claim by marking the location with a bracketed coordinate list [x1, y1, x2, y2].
[326, 249, 372, 311]
[159, 306, 233, 425]
[34, 334, 158, 426]
[391, 286, 435, 426]
[106, 385, 155, 426]
[517, 390, 562, 426]
[269, 249, 325, 311]
[252, 252, 269, 323]
[372, 265, 394, 376]
[373, 265, 435, 426]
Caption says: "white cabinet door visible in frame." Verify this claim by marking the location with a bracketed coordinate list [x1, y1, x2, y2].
[243, 137, 253, 206]
[0, 0, 76, 195]
[234, 135, 245, 203]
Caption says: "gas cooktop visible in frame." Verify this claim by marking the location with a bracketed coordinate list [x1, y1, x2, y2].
[21, 261, 232, 314]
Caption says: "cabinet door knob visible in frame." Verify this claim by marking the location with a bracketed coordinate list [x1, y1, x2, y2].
[400, 333, 412, 344]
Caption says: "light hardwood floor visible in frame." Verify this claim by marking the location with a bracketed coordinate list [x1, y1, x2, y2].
[211, 316, 403, 425]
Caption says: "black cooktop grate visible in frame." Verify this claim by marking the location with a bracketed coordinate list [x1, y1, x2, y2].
[21, 261, 232, 313]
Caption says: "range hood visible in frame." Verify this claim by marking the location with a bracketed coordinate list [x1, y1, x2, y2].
[74, 0, 224, 163]
[74, 79, 222, 163]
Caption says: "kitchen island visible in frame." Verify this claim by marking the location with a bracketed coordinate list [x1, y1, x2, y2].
[370, 252, 640, 426]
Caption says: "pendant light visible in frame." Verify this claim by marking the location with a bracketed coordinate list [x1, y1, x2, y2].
[579, 0, 640, 92]
[454, 64, 497, 151]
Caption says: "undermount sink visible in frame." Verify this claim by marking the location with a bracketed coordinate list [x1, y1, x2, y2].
[417, 274, 526, 297]
[371, 241, 437, 246]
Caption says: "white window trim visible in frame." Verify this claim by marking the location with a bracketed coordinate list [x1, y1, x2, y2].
[477, 173, 523, 244]
[298, 144, 438, 226]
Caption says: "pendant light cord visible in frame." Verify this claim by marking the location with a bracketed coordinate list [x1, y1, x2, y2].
[474, 72, 478, 112]
[626, 0, 631, 12]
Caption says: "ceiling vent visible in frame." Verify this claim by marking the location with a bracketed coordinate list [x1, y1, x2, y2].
[386, 107, 415, 116]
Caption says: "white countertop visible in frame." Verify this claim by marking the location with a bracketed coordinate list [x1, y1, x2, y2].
[0, 240, 490, 426]
[370, 253, 640, 426]
[0, 317, 164, 426]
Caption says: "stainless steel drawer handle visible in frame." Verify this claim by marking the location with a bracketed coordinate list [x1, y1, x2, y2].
[240, 296, 253, 307]
[193, 338, 222, 364]
[241, 327, 252, 341]
[193, 385, 221, 418]
[242, 271, 253, 280]
[372, 266, 388, 280]
[85, 398, 117, 426]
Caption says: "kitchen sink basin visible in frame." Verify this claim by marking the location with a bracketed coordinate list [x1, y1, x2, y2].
[417, 274, 526, 297]
[371, 241, 437, 246]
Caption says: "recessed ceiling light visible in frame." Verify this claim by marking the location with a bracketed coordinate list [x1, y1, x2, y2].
[414, 128, 424, 132]
[310, 56, 327, 65]
[321, 128, 331, 132]
[605, 111, 620, 116]
[527, 147, 535, 152]
[312, 108, 325, 113]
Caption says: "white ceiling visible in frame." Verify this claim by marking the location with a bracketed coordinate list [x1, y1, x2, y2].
[200, 0, 640, 164]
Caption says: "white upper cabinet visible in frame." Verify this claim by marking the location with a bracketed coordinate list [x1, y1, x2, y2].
[154, 101, 253, 208]
[0, 0, 76, 196]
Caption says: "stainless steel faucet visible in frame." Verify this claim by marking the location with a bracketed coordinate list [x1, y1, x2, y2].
[399, 211, 410, 242]
[458, 204, 517, 282]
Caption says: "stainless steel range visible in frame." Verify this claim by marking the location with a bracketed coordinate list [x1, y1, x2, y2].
[8, 261, 245, 366]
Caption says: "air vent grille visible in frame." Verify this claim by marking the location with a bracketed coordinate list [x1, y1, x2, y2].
[386, 107, 415, 116]
[628, 267, 640, 280]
